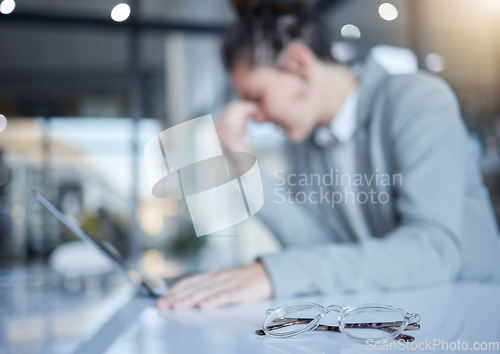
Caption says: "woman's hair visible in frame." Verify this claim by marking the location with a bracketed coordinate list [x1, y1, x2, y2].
[222, 0, 335, 71]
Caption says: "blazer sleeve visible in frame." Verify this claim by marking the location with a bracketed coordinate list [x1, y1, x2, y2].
[256, 170, 336, 248]
[259, 73, 466, 298]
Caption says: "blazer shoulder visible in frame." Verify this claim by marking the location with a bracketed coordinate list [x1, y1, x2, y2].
[377, 71, 463, 137]
[384, 71, 458, 106]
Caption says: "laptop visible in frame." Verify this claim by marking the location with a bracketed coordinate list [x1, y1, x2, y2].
[33, 190, 172, 298]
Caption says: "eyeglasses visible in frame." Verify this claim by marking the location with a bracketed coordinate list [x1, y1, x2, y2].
[255, 302, 421, 343]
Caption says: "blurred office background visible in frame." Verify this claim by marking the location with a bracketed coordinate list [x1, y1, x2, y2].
[0, 0, 500, 308]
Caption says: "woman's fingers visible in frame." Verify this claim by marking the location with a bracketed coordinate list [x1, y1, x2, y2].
[156, 273, 211, 308]
[172, 281, 235, 310]
[157, 271, 233, 309]
[156, 262, 272, 311]
[167, 275, 235, 310]
[216, 100, 260, 152]
[198, 289, 240, 310]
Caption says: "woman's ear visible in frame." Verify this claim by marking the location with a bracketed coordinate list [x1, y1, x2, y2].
[280, 43, 315, 81]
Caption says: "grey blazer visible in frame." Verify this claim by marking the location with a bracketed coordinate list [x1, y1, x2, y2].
[258, 54, 500, 298]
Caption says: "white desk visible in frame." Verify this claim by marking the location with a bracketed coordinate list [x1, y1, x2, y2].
[65, 282, 500, 354]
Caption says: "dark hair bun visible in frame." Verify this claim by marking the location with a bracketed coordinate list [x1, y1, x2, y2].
[223, 0, 335, 70]
[230, 0, 309, 17]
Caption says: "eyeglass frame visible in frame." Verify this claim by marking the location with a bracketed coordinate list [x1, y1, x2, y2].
[255, 302, 421, 343]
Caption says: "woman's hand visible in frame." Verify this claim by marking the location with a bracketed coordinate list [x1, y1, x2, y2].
[156, 261, 273, 310]
[216, 100, 261, 153]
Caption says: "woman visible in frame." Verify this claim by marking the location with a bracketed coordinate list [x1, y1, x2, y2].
[157, 0, 500, 311]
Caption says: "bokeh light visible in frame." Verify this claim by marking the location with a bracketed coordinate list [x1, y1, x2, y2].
[0, 114, 7, 132]
[425, 53, 446, 73]
[111, 3, 130, 22]
[379, 3, 398, 21]
[0, 0, 15, 15]
[341, 24, 361, 39]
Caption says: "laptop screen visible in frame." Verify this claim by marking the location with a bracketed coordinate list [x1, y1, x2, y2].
[33, 190, 155, 297]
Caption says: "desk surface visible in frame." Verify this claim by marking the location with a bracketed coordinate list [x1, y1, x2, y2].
[1, 270, 500, 354]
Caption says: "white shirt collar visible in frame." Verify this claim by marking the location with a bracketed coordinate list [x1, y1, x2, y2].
[313, 85, 360, 146]
[329, 84, 360, 144]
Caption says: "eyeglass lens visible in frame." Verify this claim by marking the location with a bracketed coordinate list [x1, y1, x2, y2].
[342, 307, 405, 341]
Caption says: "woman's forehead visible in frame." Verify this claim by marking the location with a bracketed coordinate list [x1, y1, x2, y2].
[231, 62, 276, 95]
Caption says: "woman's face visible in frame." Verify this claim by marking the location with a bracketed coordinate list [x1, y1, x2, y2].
[231, 60, 320, 142]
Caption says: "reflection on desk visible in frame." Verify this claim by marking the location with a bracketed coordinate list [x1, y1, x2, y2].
[2, 277, 500, 354]
[87, 283, 500, 354]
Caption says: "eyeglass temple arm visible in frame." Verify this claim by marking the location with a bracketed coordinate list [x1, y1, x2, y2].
[313, 324, 416, 342]
[264, 317, 420, 330]
[254, 326, 415, 342]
